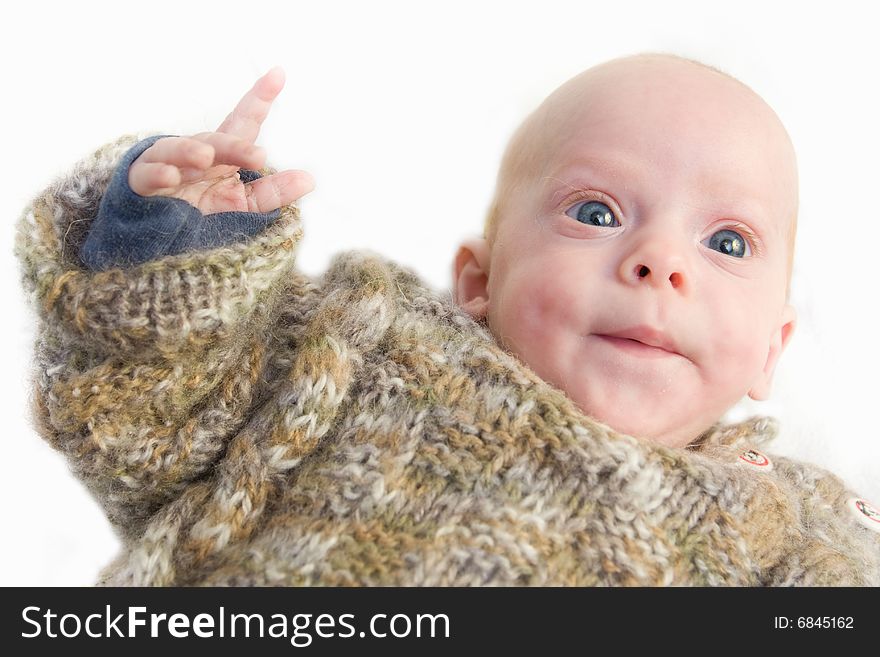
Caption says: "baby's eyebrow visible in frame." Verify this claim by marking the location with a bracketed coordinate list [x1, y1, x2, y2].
[541, 160, 627, 205]
[541, 158, 646, 206]
[546, 157, 637, 183]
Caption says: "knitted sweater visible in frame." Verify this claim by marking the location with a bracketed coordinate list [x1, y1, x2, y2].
[13, 133, 880, 586]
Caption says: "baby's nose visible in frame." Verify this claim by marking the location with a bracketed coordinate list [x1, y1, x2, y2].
[618, 239, 690, 293]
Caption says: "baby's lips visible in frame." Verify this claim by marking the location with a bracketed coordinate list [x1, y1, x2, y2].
[601, 325, 682, 355]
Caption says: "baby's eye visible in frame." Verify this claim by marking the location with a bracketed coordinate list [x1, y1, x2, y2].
[566, 200, 620, 227]
[703, 229, 750, 258]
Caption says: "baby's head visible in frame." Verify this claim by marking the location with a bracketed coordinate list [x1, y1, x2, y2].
[453, 53, 798, 448]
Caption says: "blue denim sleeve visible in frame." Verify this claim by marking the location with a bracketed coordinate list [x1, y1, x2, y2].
[79, 134, 282, 271]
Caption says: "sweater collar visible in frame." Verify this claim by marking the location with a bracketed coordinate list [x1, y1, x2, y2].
[686, 415, 780, 452]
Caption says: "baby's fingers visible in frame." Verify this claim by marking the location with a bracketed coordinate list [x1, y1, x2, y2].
[129, 162, 181, 196]
[244, 170, 315, 213]
[139, 136, 216, 170]
[190, 131, 266, 170]
[130, 136, 212, 195]
[144, 133, 265, 171]
[217, 66, 285, 143]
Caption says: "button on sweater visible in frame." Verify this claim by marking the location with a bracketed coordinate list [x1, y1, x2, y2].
[13, 132, 880, 586]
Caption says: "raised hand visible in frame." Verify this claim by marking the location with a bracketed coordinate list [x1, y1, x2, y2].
[128, 67, 314, 214]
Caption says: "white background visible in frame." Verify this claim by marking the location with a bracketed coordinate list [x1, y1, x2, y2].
[2, 0, 878, 586]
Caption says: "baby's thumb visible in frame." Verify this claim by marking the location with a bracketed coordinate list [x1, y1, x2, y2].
[246, 170, 315, 213]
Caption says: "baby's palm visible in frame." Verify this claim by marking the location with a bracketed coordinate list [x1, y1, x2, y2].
[129, 67, 314, 214]
[162, 142, 258, 214]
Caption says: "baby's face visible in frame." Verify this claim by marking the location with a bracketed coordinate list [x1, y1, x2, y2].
[454, 57, 798, 448]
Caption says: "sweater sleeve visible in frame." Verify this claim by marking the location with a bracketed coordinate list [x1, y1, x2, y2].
[79, 134, 282, 271]
[13, 132, 307, 540]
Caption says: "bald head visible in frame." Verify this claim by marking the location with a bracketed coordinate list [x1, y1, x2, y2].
[483, 52, 799, 286]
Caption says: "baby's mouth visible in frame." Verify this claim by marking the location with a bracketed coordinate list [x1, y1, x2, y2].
[595, 334, 679, 358]
[593, 325, 689, 361]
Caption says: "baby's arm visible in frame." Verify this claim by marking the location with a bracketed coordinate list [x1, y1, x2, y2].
[13, 70, 314, 542]
[80, 68, 313, 270]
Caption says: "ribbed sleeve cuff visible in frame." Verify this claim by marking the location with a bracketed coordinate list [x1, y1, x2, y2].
[14, 133, 302, 358]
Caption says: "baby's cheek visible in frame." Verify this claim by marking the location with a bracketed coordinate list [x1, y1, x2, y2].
[513, 275, 559, 337]
[702, 311, 769, 385]
[500, 266, 577, 343]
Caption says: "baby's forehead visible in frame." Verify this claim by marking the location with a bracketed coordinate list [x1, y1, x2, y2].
[540, 59, 779, 148]
[532, 62, 795, 217]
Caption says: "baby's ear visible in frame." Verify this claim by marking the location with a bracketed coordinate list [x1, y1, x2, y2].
[452, 237, 491, 319]
[748, 303, 797, 401]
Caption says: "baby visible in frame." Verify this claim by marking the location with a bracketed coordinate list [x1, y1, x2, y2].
[452, 53, 798, 449]
[14, 52, 880, 586]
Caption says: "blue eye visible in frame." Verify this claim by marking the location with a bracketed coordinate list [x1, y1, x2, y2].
[705, 229, 749, 258]
[568, 200, 619, 227]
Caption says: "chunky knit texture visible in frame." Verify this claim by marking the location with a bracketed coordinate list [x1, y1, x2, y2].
[14, 133, 880, 586]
